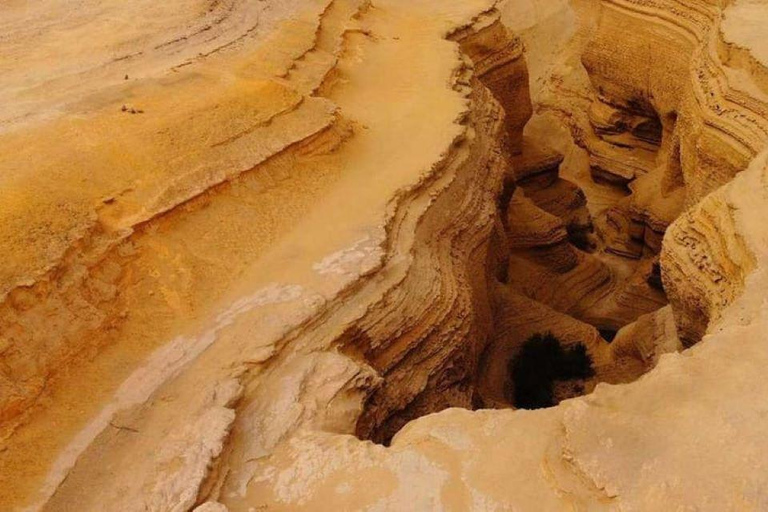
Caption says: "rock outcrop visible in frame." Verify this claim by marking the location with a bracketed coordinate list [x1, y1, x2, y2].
[1, 0, 524, 508]
[577, 0, 768, 345]
[2, 0, 768, 511]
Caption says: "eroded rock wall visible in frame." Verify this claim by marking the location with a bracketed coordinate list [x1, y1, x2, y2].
[1, 1, 532, 509]
[4, 0, 768, 510]
[505, 0, 768, 345]
[350, 9, 532, 444]
[242, 1, 768, 508]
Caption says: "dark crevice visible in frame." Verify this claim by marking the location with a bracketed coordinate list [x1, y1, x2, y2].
[647, 260, 664, 291]
[354, 19, 676, 444]
[507, 332, 594, 409]
[567, 223, 597, 252]
[598, 327, 618, 343]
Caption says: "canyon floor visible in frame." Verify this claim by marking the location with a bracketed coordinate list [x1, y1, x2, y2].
[2, 0, 768, 511]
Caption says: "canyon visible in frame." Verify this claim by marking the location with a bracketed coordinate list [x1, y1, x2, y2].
[1, 0, 768, 510]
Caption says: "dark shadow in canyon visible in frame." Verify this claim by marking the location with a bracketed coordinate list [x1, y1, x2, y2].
[507, 332, 594, 409]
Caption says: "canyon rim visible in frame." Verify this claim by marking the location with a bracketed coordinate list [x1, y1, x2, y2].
[2, 0, 768, 510]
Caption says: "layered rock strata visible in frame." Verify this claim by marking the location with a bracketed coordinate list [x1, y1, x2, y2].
[2, 0, 768, 511]
[243, 1, 768, 508]
[1, 0, 523, 509]
[578, 0, 768, 343]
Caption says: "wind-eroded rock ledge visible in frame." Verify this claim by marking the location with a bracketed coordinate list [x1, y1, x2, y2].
[2, 0, 511, 508]
[2, 0, 768, 511]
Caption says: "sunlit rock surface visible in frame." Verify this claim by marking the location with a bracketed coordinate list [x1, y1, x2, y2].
[1, 0, 768, 511]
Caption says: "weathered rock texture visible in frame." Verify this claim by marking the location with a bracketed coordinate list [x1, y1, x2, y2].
[2, 0, 768, 511]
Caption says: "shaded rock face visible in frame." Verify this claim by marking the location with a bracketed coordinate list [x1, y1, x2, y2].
[2, 0, 768, 511]
[578, 0, 768, 345]
[349, 77, 507, 444]
[351, 3, 671, 439]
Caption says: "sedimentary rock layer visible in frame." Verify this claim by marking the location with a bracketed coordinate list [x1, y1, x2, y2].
[1, 0, 519, 509]
[3, 0, 768, 510]
[243, 1, 768, 507]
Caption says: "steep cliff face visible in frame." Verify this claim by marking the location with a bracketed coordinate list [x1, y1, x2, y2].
[241, 1, 768, 509]
[577, 0, 768, 344]
[350, 10, 530, 444]
[3, 0, 768, 510]
[1, 0, 526, 509]
[247, 148, 768, 512]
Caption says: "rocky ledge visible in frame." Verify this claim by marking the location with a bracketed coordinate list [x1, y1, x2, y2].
[2, 0, 768, 511]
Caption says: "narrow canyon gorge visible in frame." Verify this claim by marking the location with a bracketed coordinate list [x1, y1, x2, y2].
[1, 0, 768, 510]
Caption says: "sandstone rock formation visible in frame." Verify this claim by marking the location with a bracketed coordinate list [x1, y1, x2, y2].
[2, 0, 768, 510]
